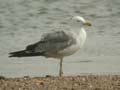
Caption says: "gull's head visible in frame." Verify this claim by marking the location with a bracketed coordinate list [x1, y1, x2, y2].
[72, 16, 92, 26]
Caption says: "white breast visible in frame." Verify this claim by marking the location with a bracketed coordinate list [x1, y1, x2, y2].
[58, 42, 80, 57]
[79, 28, 87, 47]
[58, 28, 86, 57]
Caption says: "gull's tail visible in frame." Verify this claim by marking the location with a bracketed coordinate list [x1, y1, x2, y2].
[9, 50, 44, 57]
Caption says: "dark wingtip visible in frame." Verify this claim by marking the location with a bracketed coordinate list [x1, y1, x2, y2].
[9, 55, 13, 58]
[8, 54, 22, 58]
[8, 53, 12, 57]
[8, 50, 25, 58]
[8, 53, 15, 58]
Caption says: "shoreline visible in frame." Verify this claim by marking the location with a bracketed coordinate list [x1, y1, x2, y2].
[0, 75, 120, 90]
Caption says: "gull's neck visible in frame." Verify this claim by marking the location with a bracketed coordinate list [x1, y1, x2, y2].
[73, 27, 86, 36]
[77, 27, 87, 47]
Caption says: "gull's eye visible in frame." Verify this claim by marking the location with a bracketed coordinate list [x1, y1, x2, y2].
[76, 20, 80, 22]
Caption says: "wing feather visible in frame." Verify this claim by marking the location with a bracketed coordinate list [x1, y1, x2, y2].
[26, 31, 76, 56]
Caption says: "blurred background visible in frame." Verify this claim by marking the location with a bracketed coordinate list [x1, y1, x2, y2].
[0, 0, 120, 77]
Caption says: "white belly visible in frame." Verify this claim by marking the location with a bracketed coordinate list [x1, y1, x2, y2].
[58, 43, 80, 57]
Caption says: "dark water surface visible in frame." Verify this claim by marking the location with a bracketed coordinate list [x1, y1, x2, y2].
[0, 0, 120, 77]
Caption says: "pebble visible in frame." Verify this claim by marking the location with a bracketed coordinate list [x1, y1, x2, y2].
[0, 75, 119, 90]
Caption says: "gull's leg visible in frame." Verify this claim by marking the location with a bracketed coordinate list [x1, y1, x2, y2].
[59, 58, 63, 77]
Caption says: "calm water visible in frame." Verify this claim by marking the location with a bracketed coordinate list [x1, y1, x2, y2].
[0, 0, 120, 77]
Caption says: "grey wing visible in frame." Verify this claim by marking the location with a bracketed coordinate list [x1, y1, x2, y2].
[26, 31, 76, 56]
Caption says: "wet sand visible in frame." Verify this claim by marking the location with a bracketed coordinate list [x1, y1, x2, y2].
[0, 75, 120, 90]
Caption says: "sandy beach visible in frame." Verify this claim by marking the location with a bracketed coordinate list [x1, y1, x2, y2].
[0, 75, 120, 90]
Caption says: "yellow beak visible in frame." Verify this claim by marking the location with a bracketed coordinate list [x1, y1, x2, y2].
[83, 22, 92, 26]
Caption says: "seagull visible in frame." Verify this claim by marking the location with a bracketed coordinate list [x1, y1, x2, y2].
[9, 16, 92, 77]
